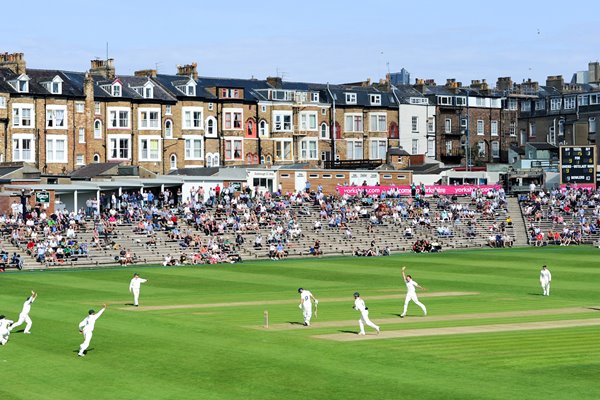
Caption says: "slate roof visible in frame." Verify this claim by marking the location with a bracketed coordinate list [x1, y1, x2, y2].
[70, 162, 122, 179]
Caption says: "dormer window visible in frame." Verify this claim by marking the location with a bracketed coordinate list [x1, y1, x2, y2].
[112, 83, 121, 97]
[370, 94, 381, 105]
[144, 87, 153, 98]
[42, 76, 64, 95]
[345, 93, 357, 104]
[311, 92, 319, 103]
[11, 74, 30, 93]
[175, 78, 197, 96]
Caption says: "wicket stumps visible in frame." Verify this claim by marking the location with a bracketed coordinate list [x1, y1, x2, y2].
[264, 310, 269, 328]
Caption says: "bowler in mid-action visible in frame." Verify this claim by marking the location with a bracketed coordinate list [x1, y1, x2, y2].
[401, 266, 427, 318]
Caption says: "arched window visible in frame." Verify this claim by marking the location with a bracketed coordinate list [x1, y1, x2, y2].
[259, 120, 268, 136]
[246, 119, 256, 138]
[206, 117, 217, 137]
[265, 154, 272, 165]
[165, 120, 173, 138]
[246, 153, 253, 163]
[213, 153, 220, 166]
[260, 155, 265, 164]
[253, 154, 259, 164]
[320, 122, 329, 139]
[206, 153, 213, 167]
[93, 153, 100, 163]
[94, 119, 102, 139]
[170, 154, 177, 170]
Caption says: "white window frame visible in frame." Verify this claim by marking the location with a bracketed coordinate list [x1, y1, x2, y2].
[138, 108, 161, 130]
[344, 113, 364, 132]
[311, 92, 319, 103]
[259, 120, 269, 137]
[76, 102, 84, 113]
[550, 98, 562, 111]
[165, 105, 172, 115]
[46, 135, 68, 163]
[370, 94, 381, 105]
[93, 153, 101, 163]
[370, 139, 387, 159]
[184, 135, 204, 160]
[12, 134, 35, 162]
[564, 97, 576, 110]
[165, 120, 173, 138]
[0, 96, 6, 108]
[112, 82, 122, 97]
[45, 105, 68, 129]
[76, 154, 85, 166]
[478, 141, 486, 157]
[320, 122, 329, 139]
[299, 111, 318, 131]
[412, 139, 419, 154]
[205, 116, 217, 137]
[444, 118, 452, 134]
[427, 117, 435, 133]
[299, 138, 318, 160]
[521, 101, 531, 112]
[369, 113, 386, 132]
[224, 137, 243, 161]
[206, 152, 220, 167]
[94, 119, 103, 139]
[438, 96, 452, 106]
[223, 108, 243, 130]
[12, 104, 35, 128]
[346, 139, 363, 160]
[491, 120, 498, 136]
[107, 107, 131, 129]
[139, 135, 162, 162]
[182, 107, 204, 130]
[208, 103, 214, 111]
[507, 98, 517, 110]
[170, 154, 177, 170]
[107, 134, 132, 160]
[477, 119, 484, 135]
[509, 122, 516, 136]
[272, 111, 293, 132]
[94, 102, 101, 115]
[491, 141, 499, 158]
[535, 99, 545, 110]
[455, 96, 467, 106]
[274, 139, 293, 161]
[345, 93, 357, 104]
[411, 116, 419, 132]
[78, 128, 85, 143]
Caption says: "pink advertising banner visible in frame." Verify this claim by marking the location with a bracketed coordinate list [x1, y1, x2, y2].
[336, 185, 502, 197]
[559, 184, 596, 191]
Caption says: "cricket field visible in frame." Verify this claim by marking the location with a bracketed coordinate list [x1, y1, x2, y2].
[1, 246, 599, 400]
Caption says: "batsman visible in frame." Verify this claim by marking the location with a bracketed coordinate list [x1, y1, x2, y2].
[298, 288, 318, 326]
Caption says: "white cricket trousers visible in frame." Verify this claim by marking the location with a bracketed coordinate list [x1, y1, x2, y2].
[79, 331, 93, 355]
[541, 280, 550, 296]
[132, 288, 140, 306]
[402, 293, 427, 316]
[302, 305, 312, 325]
[359, 310, 379, 334]
[0, 329, 9, 345]
[9, 313, 32, 333]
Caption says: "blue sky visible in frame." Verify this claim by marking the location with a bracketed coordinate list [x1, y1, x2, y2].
[2, 0, 599, 86]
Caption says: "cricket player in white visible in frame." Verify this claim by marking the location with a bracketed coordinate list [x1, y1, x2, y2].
[9, 290, 37, 334]
[401, 266, 427, 318]
[298, 288, 318, 326]
[540, 265, 552, 296]
[353, 292, 380, 335]
[0, 315, 14, 345]
[78, 304, 107, 357]
[129, 273, 148, 306]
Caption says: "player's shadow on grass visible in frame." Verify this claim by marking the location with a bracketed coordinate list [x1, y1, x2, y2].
[339, 330, 358, 334]
[72, 348, 94, 354]
[12, 329, 25, 333]
[287, 321, 305, 326]
[587, 307, 600, 311]
[527, 293, 543, 296]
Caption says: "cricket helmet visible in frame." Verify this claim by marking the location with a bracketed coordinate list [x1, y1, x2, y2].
[353, 292, 360, 297]
[297, 288, 303, 293]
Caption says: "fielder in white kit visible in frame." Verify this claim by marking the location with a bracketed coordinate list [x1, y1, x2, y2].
[129, 273, 148, 306]
[9, 290, 37, 334]
[298, 288, 318, 326]
[401, 266, 427, 318]
[353, 292, 380, 335]
[78, 304, 107, 357]
[540, 265, 552, 296]
[0, 315, 14, 345]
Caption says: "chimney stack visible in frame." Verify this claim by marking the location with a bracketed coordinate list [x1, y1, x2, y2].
[496, 77, 513, 91]
[545, 75, 564, 90]
[266, 76, 283, 88]
[589, 61, 600, 83]
[0, 52, 26, 74]
[176, 63, 198, 80]
[89, 58, 116, 80]
[134, 69, 157, 78]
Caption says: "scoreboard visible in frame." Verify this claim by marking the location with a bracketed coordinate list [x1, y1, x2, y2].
[560, 145, 597, 185]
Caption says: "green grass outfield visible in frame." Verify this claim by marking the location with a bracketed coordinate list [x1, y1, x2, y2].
[1, 246, 600, 400]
